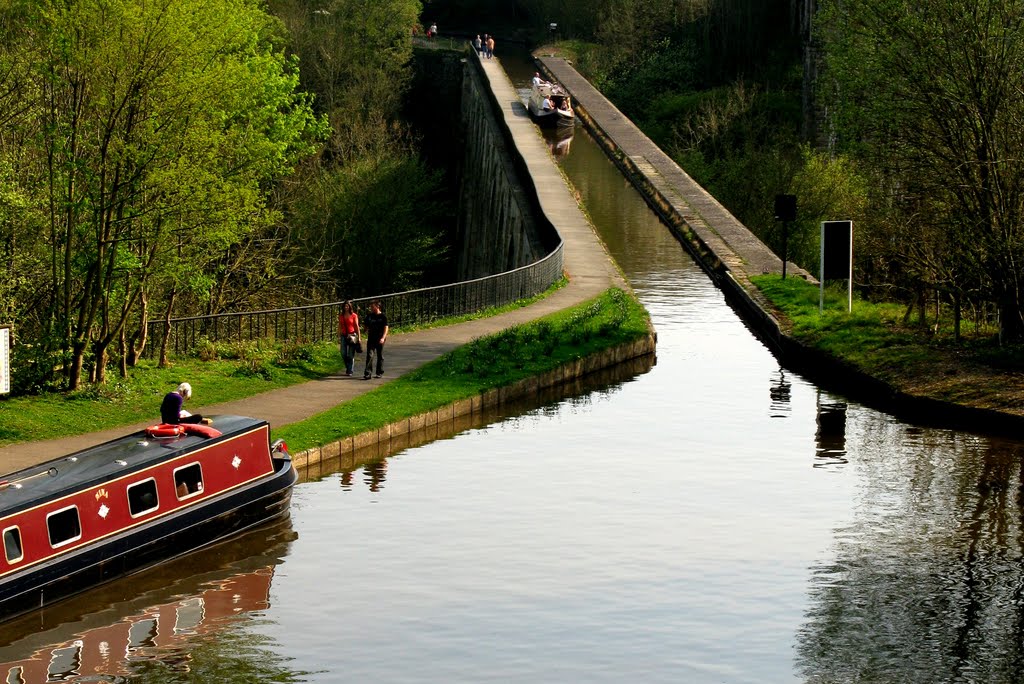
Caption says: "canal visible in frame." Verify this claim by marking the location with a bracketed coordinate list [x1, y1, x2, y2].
[3, 55, 1024, 683]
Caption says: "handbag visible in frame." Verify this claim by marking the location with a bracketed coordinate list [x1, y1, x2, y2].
[355, 339, 363, 353]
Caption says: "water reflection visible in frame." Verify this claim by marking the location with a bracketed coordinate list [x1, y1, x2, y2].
[798, 429, 1024, 682]
[341, 460, 389, 493]
[814, 393, 848, 466]
[545, 123, 575, 157]
[769, 368, 792, 418]
[0, 522, 299, 683]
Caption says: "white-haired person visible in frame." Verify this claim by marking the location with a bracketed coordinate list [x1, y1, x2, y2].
[160, 382, 211, 425]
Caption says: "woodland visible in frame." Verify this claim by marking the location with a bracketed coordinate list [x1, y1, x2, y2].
[446, 0, 1024, 349]
[0, 0, 447, 392]
[4, 0, 1024, 395]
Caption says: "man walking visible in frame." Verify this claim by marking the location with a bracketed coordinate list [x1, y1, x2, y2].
[363, 300, 389, 380]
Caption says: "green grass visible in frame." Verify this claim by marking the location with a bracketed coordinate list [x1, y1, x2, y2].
[0, 280, 570, 447]
[0, 342, 347, 446]
[750, 274, 1024, 395]
[751, 275, 926, 373]
[274, 287, 651, 452]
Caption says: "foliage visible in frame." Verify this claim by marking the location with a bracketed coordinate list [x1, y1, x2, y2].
[289, 152, 449, 298]
[274, 288, 650, 451]
[0, 0, 324, 389]
[269, 0, 422, 161]
[816, 0, 1024, 343]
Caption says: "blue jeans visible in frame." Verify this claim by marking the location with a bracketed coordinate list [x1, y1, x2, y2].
[341, 336, 358, 374]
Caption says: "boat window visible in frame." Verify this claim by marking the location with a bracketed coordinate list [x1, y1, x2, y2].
[47, 643, 82, 681]
[173, 463, 204, 500]
[3, 527, 22, 563]
[5, 666, 24, 684]
[47, 506, 82, 548]
[127, 478, 159, 517]
[128, 617, 158, 649]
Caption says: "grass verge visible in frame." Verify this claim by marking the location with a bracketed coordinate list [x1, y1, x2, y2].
[273, 288, 651, 453]
[751, 274, 1024, 414]
[0, 279, 569, 447]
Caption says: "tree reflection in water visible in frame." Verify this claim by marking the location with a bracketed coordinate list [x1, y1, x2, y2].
[797, 423, 1024, 682]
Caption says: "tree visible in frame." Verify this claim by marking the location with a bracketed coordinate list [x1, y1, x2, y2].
[817, 0, 1024, 342]
[0, 0, 322, 387]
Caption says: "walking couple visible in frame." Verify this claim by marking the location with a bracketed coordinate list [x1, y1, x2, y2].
[338, 299, 389, 380]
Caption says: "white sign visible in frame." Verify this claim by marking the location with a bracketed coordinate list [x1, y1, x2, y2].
[0, 326, 9, 395]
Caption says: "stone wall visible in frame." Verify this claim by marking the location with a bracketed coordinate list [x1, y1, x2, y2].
[455, 54, 548, 280]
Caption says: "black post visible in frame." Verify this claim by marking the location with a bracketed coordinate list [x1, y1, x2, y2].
[774, 194, 797, 280]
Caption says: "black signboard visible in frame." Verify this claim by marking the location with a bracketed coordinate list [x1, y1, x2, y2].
[821, 221, 852, 281]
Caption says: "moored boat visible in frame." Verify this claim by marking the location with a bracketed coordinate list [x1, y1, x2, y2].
[0, 415, 295, 623]
[527, 79, 574, 127]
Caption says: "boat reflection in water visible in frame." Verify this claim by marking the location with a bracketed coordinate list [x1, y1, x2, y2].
[0, 520, 294, 682]
[545, 123, 575, 157]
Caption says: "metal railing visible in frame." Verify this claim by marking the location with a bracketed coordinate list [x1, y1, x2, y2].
[147, 244, 563, 356]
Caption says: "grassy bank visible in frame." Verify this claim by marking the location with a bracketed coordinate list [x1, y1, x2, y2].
[752, 275, 1024, 415]
[0, 279, 568, 447]
[274, 288, 651, 452]
[0, 285, 649, 449]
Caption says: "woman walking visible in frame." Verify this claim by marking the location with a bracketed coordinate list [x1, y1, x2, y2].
[338, 300, 361, 376]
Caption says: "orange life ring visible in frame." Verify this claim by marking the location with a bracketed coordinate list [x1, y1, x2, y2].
[146, 424, 184, 438]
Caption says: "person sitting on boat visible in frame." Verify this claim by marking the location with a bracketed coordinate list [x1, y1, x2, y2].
[160, 383, 211, 425]
[532, 72, 545, 87]
[542, 96, 553, 111]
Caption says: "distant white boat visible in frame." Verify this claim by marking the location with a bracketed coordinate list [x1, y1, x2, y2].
[527, 80, 574, 127]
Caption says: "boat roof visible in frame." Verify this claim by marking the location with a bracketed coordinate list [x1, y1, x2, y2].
[0, 415, 268, 515]
[532, 81, 568, 98]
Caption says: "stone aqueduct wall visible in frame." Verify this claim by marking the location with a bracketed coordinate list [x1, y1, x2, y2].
[455, 54, 550, 280]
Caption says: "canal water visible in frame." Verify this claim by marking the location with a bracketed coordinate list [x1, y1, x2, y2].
[4, 57, 1024, 684]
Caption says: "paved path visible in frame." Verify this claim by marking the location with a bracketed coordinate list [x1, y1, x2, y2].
[0, 52, 625, 473]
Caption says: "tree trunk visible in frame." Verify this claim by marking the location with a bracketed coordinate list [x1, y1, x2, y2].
[159, 288, 177, 368]
[128, 290, 149, 367]
[998, 295, 1024, 345]
[94, 342, 107, 384]
[67, 339, 87, 391]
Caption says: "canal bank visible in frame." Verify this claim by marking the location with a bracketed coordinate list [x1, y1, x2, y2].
[537, 55, 1024, 436]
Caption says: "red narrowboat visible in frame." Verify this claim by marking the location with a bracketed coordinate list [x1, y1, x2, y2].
[0, 415, 295, 623]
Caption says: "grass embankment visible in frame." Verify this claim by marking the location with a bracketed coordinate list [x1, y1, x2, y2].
[0, 346, 347, 447]
[0, 286, 650, 449]
[274, 288, 651, 453]
[752, 275, 1024, 415]
[0, 279, 568, 447]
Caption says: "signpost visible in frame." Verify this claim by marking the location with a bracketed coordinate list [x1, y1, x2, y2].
[0, 325, 9, 395]
[774, 194, 797, 279]
[820, 221, 853, 313]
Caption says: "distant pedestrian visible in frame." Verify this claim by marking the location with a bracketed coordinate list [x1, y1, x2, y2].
[485, 34, 495, 58]
[338, 300, 361, 376]
[428, 22, 437, 39]
[362, 300, 389, 380]
[474, 34, 482, 54]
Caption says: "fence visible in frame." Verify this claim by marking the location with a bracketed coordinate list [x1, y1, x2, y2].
[147, 243, 563, 357]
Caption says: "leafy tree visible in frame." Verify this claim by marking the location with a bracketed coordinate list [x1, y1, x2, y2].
[0, 0, 322, 387]
[817, 0, 1024, 342]
[291, 152, 448, 298]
